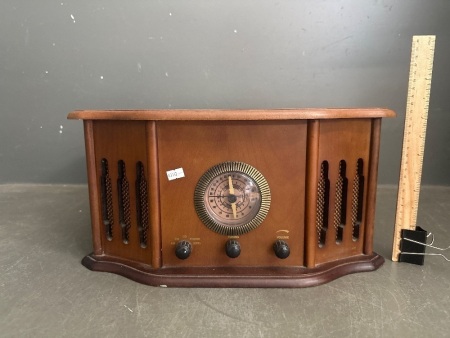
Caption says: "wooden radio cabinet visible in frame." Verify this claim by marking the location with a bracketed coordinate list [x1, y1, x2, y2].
[68, 108, 395, 287]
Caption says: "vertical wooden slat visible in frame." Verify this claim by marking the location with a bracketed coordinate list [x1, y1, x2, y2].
[364, 118, 382, 255]
[83, 120, 103, 255]
[305, 120, 320, 267]
[147, 121, 162, 268]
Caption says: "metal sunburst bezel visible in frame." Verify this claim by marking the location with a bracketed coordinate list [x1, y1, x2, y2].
[194, 161, 271, 236]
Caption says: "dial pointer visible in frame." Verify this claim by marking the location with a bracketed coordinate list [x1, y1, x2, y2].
[228, 176, 237, 219]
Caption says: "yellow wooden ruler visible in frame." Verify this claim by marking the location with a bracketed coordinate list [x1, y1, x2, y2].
[392, 35, 436, 261]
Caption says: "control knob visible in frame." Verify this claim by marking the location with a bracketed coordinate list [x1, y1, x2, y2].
[225, 239, 241, 258]
[273, 240, 290, 259]
[175, 240, 192, 260]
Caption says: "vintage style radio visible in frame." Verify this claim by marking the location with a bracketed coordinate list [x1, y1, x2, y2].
[68, 108, 395, 287]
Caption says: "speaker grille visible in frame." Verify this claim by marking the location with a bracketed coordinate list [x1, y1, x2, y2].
[351, 158, 364, 241]
[334, 160, 348, 243]
[316, 158, 365, 247]
[100, 159, 114, 241]
[316, 161, 330, 247]
[117, 160, 131, 244]
[99, 159, 149, 248]
[136, 161, 149, 248]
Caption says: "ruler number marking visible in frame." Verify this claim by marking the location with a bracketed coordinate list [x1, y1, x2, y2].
[392, 35, 435, 261]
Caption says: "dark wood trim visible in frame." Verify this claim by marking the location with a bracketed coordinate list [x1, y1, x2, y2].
[81, 252, 384, 288]
[305, 120, 320, 268]
[364, 118, 382, 255]
[83, 121, 102, 255]
[68, 108, 396, 121]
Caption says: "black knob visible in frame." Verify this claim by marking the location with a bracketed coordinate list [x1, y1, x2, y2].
[225, 239, 241, 258]
[175, 240, 192, 260]
[273, 240, 290, 259]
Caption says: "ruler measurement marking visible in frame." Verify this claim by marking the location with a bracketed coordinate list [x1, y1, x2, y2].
[392, 35, 435, 262]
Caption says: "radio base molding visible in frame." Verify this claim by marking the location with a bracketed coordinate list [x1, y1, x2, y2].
[81, 252, 384, 288]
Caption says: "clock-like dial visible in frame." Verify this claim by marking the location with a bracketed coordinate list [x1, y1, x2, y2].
[194, 162, 271, 235]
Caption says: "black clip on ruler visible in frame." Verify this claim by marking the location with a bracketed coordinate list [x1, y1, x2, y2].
[399, 228, 450, 265]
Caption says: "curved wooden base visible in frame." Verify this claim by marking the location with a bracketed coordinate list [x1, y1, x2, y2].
[81, 253, 384, 288]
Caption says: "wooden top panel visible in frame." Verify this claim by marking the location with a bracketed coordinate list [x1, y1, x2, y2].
[68, 108, 395, 121]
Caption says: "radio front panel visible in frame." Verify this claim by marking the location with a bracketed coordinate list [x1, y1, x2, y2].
[157, 120, 307, 268]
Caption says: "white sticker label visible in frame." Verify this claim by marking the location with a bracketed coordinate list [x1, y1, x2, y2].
[166, 168, 185, 181]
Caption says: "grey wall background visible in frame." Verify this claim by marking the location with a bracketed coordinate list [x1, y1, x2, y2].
[1, 0, 449, 185]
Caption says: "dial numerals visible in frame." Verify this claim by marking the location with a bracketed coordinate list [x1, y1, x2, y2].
[206, 174, 260, 224]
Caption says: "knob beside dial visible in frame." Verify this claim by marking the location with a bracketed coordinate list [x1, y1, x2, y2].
[175, 240, 192, 260]
[273, 240, 290, 259]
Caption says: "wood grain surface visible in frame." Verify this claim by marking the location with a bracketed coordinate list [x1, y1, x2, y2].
[68, 108, 395, 121]
[73, 108, 393, 287]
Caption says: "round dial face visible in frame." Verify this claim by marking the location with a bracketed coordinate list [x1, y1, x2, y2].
[194, 162, 271, 235]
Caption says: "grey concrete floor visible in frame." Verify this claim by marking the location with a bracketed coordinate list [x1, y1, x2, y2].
[1, 184, 450, 337]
